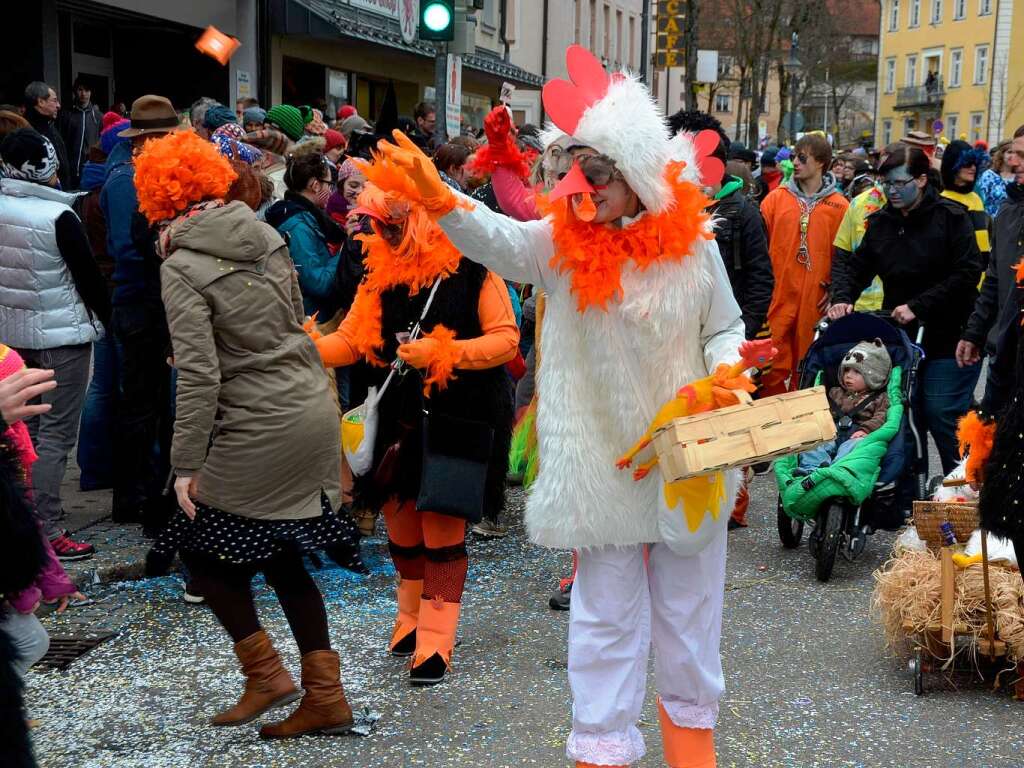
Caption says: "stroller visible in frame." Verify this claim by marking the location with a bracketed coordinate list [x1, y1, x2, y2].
[774, 312, 926, 582]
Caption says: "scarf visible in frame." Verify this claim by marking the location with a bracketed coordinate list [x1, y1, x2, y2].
[536, 161, 713, 312]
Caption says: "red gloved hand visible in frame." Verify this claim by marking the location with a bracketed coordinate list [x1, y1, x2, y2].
[484, 105, 515, 146]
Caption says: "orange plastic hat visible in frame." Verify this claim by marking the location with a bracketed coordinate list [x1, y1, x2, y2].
[195, 26, 241, 66]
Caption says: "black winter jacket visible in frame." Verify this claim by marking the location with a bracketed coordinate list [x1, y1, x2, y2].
[831, 186, 982, 359]
[709, 181, 774, 338]
[962, 184, 1024, 354]
[59, 103, 103, 189]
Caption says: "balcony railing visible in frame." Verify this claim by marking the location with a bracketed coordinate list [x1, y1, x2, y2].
[895, 77, 945, 110]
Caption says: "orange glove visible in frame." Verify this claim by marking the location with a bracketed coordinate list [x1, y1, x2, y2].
[377, 131, 458, 217]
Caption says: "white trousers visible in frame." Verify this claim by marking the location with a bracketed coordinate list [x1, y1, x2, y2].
[565, 531, 727, 766]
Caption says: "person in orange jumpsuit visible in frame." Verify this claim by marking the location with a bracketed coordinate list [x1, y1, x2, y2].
[760, 134, 849, 395]
[313, 164, 518, 687]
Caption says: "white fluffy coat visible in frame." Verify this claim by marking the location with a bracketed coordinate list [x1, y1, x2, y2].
[439, 196, 745, 550]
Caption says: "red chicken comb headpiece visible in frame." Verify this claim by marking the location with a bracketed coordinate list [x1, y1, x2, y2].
[542, 45, 625, 137]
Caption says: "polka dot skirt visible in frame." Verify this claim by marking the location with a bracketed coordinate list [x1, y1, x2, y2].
[151, 492, 364, 569]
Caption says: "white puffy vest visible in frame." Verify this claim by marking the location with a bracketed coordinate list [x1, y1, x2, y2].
[0, 179, 101, 349]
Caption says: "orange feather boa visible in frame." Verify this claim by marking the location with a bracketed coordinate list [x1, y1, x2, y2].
[536, 160, 713, 312]
[419, 326, 460, 394]
[957, 410, 996, 484]
[343, 179, 463, 368]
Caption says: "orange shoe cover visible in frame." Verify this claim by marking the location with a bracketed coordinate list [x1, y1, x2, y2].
[658, 699, 716, 768]
[412, 597, 460, 669]
[389, 578, 423, 651]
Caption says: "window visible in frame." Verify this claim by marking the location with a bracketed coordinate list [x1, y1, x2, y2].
[980, 0, 992, 14]
[589, 0, 596, 49]
[953, 0, 966, 18]
[973, 44, 989, 84]
[904, 117, 917, 135]
[969, 111, 983, 141]
[506, 0, 518, 43]
[949, 48, 963, 86]
[714, 93, 732, 113]
[946, 113, 959, 139]
[603, 3, 611, 60]
[882, 119, 893, 145]
[616, 10, 623, 66]
[629, 16, 636, 68]
[909, 0, 921, 26]
[884, 58, 896, 92]
[888, 0, 900, 30]
[718, 55, 734, 77]
[930, 0, 942, 23]
[906, 54, 918, 86]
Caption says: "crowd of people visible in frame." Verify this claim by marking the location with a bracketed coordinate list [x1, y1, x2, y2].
[0, 48, 1023, 766]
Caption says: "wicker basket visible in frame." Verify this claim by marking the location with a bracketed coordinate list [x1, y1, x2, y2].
[652, 386, 837, 482]
[912, 500, 980, 551]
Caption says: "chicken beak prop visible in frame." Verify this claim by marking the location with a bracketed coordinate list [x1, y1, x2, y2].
[548, 161, 598, 222]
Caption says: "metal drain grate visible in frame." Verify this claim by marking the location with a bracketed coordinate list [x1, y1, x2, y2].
[34, 632, 115, 671]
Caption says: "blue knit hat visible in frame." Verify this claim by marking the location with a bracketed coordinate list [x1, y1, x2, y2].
[203, 104, 237, 132]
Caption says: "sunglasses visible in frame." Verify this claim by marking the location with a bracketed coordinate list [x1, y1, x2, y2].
[372, 219, 404, 240]
[883, 176, 918, 189]
[796, 153, 810, 164]
[576, 153, 621, 189]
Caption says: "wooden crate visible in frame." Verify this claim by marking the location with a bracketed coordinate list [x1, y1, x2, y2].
[652, 386, 836, 482]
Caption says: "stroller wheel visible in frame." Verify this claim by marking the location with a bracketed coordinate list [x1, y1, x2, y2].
[843, 525, 868, 561]
[814, 503, 843, 583]
[777, 495, 804, 549]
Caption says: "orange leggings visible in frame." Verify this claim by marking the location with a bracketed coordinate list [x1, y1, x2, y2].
[383, 499, 468, 603]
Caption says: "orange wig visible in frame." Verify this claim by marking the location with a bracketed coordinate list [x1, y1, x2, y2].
[134, 131, 238, 224]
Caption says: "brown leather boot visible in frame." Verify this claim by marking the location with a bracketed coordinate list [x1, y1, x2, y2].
[211, 630, 301, 726]
[259, 650, 354, 739]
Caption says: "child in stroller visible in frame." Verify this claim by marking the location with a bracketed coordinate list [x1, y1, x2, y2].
[774, 313, 925, 582]
[795, 339, 892, 477]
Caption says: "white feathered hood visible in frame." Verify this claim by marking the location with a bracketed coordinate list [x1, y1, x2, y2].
[542, 45, 703, 212]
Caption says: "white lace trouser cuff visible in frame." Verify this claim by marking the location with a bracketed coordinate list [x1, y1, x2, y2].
[660, 699, 719, 730]
[566, 725, 646, 765]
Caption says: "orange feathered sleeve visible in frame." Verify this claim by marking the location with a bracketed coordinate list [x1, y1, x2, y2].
[315, 283, 387, 368]
[409, 272, 520, 395]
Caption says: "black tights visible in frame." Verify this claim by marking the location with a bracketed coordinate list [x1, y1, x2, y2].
[186, 550, 331, 656]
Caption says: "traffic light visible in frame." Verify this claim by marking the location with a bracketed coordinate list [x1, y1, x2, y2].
[419, 0, 455, 41]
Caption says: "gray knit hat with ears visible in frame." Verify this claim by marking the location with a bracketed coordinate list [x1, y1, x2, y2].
[840, 338, 892, 391]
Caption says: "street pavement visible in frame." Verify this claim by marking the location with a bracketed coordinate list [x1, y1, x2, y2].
[27, 473, 1024, 768]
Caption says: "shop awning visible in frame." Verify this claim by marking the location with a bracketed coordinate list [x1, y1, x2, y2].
[270, 0, 544, 88]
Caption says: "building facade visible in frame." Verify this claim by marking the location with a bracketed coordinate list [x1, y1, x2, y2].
[4, 0, 656, 138]
[875, 0, 1024, 147]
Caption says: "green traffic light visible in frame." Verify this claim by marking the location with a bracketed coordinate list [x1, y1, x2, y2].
[423, 3, 452, 31]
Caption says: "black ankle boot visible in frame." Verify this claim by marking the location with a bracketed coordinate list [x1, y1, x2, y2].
[391, 630, 416, 658]
[409, 653, 447, 686]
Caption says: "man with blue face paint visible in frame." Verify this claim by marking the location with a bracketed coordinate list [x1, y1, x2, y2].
[828, 143, 984, 477]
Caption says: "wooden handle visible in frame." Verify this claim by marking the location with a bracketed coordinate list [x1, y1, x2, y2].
[942, 478, 970, 488]
[732, 389, 753, 406]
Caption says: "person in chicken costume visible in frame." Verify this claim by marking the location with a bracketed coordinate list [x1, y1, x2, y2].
[373, 46, 760, 768]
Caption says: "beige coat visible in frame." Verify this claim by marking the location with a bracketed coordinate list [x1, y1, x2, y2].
[161, 201, 341, 520]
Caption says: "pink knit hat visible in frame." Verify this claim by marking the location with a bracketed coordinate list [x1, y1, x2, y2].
[101, 111, 124, 133]
[0, 344, 25, 381]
